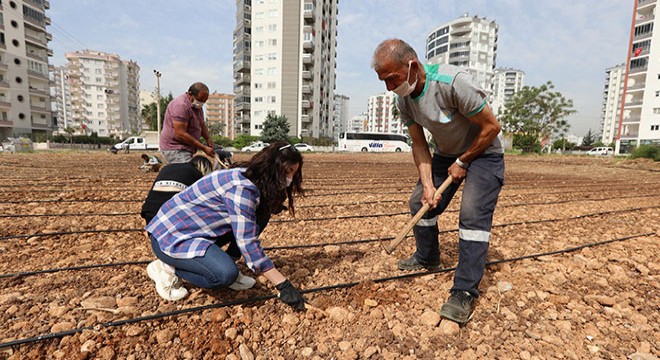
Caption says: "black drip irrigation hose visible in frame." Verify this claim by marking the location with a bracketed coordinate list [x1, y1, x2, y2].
[2, 193, 658, 219]
[0, 205, 657, 242]
[2, 185, 658, 206]
[0, 232, 653, 350]
[2, 206, 658, 278]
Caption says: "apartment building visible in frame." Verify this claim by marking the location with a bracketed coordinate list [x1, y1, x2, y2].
[600, 64, 625, 145]
[491, 67, 524, 116]
[58, 50, 140, 138]
[0, 0, 54, 140]
[366, 91, 404, 134]
[233, 0, 338, 140]
[350, 112, 367, 132]
[206, 92, 235, 139]
[425, 13, 498, 93]
[619, 0, 660, 153]
[332, 93, 349, 139]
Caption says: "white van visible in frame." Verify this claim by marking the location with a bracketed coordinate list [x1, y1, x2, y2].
[586, 147, 613, 156]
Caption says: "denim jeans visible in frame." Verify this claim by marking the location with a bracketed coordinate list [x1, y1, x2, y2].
[409, 153, 504, 297]
[151, 235, 237, 288]
[149, 204, 273, 288]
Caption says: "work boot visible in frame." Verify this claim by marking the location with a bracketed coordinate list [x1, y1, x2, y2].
[147, 260, 188, 301]
[397, 255, 440, 271]
[228, 272, 257, 290]
[440, 291, 475, 324]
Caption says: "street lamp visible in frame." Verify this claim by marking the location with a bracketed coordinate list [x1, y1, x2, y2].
[153, 70, 162, 151]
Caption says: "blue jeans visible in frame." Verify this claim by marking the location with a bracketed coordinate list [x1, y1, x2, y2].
[409, 153, 504, 297]
[148, 206, 272, 288]
[151, 235, 238, 289]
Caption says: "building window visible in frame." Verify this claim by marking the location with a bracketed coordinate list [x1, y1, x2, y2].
[267, 67, 276, 75]
[268, 39, 277, 46]
[255, 26, 264, 33]
[268, 53, 277, 60]
[267, 82, 276, 89]
[255, 54, 264, 61]
[267, 96, 276, 103]
[255, 41, 264, 48]
[95, 69, 102, 74]
[652, 125, 659, 131]
[255, 97, 263, 102]
[255, 68, 264, 75]
[268, 9, 278, 17]
[268, 24, 277, 32]
[254, 83, 263, 89]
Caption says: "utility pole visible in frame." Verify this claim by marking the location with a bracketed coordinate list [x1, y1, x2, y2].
[153, 70, 162, 150]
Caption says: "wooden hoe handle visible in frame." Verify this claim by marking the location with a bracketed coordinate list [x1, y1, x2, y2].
[383, 176, 453, 254]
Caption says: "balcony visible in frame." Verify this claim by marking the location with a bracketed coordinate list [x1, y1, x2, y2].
[629, 65, 648, 74]
[234, 60, 251, 72]
[626, 83, 645, 91]
[25, 34, 48, 49]
[235, 102, 251, 111]
[301, 100, 311, 108]
[28, 69, 49, 80]
[235, 73, 251, 85]
[624, 99, 643, 107]
[235, 86, 250, 97]
[0, 101, 11, 109]
[0, 120, 13, 127]
[633, 31, 653, 41]
[27, 52, 48, 62]
[451, 25, 471, 36]
[622, 116, 640, 123]
[638, 0, 657, 9]
[303, 53, 314, 64]
[302, 85, 312, 94]
[301, 114, 311, 123]
[303, 38, 315, 50]
[23, 16, 46, 30]
[29, 86, 49, 96]
[302, 70, 312, 79]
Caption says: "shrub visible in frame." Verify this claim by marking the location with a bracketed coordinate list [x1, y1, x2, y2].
[630, 145, 659, 161]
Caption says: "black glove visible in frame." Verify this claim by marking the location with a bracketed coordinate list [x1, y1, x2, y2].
[276, 279, 305, 311]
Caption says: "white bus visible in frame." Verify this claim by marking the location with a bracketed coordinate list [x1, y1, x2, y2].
[338, 132, 411, 152]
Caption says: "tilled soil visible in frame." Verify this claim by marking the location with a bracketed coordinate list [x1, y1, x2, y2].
[0, 152, 658, 360]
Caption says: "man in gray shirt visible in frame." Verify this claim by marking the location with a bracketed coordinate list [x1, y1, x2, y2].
[372, 38, 505, 325]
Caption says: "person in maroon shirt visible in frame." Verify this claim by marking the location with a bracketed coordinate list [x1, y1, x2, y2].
[160, 82, 215, 163]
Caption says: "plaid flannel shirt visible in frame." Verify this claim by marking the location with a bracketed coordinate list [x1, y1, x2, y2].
[146, 168, 275, 274]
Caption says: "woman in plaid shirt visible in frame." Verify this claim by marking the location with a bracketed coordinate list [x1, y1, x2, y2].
[146, 142, 306, 310]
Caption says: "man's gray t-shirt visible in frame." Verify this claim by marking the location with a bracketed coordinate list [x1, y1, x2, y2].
[397, 64, 504, 157]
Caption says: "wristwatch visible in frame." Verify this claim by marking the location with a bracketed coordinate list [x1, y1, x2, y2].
[455, 157, 469, 169]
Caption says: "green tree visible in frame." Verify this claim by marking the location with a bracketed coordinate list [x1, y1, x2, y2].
[233, 134, 260, 149]
[207, 122, 226, 137]
[552, 138, 575, 151]
[260, 114, 290, 143]
[500, 81, 576, 153]
[141, 92, 174, 131]
[581, 129, 597, 147]
[64, 126, 75, 146]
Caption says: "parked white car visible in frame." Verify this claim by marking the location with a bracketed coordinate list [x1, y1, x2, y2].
[241, 142, 270, 152]
[586, 147, 613, 156]
[294, 143, 314, 152]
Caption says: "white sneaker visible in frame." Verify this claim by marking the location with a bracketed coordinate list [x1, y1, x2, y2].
[228, 272, 257, 290]
[147, 260, 188, 301]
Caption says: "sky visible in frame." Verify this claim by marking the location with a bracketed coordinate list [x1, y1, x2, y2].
[48, 0, 633, 136]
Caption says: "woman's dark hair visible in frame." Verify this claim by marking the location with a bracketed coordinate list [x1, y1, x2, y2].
[233, 141, 304, 216]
